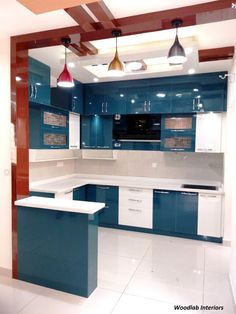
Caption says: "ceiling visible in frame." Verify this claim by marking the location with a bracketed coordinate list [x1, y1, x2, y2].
[2, 0, 235, 83]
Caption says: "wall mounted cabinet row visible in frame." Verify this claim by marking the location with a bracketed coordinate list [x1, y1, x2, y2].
[84, 72, 227, 115]
[32, 184, 223, 242]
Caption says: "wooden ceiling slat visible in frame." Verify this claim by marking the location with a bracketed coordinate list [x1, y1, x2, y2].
[86, 1, 117, 29]
[65, 6, 96, 32]
[199, 46, 235, 62]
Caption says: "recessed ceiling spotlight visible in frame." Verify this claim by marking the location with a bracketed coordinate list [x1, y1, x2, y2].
[93, 77, 99, 82]
[16, 76, 22, 81]
[156, 93, 166, 98]
[185, 47, 193, 55]
[68, 62, 75, 68]
[188, 68, 196, 74]
[193, 88, 199, 92]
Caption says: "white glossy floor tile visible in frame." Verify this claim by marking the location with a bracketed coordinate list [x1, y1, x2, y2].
[19, 287, 121, 314]
[205, 246, 230, 274]
[112, 294, 201, 314]
[98, 228, 151, 259]
[0, 275, 43, 314]
[98, 253, 140, 292]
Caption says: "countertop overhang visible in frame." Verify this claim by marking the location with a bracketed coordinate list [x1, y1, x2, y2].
[15, 196, 105, 214]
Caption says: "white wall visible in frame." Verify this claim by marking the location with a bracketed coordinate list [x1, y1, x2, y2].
[228, 52, 236, 302]
[0, 37, 12, 269]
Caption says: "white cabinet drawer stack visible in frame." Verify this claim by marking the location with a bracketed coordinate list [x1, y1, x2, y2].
[119, 187, 153, 228]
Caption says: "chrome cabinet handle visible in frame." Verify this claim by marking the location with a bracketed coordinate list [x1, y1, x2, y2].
[181, 192, 197, 195]
[30, 84, 34, 98]
[154, 190, 169, 194]
[128, 208, 142, 212]
[170, 148, 185, 151]
[34, 85, 37, 99]
[106, 102, 108, 112]
[128, 198, 142, 203]
[192, 99, 195, 111]
[101, 102, 104, 113]
[70, 145, 79, 148]
[128, 188, 142, 192]
[97, 186, 110, 190]
[144, 101, 147, 112]
[148, 100, 151, 111]
[200, 194, 218, 198]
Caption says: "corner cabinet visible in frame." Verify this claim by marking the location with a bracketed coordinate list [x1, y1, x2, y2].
[29, 57, 51, 106]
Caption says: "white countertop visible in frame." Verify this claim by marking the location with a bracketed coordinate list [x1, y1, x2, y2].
[15, 196, 105, 214]
[30, 174, 224, 195]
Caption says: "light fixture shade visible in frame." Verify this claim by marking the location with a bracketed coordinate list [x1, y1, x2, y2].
[108, 51, 124, 77]
[57, 64, 74, 88]
[168, 35, 187, 65]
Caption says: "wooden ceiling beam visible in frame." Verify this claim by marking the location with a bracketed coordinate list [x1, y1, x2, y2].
[65, 6, 96, 32]
[86, 1, 118, 29]
[198, 46, 235, 62]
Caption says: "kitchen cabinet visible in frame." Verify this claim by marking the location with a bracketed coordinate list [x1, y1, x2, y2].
[81, 115, 113, 149]
[119, 187, 153, 228]
[51, 80, 83, 114]
[175, 191, 198, 235]
[73, 186, 87, 201]
[195, 113, 223, 153]
[197, 193, 222, 238]
[29, 106, 69, 149]
[86, 185, 119, 225]
[153, 190, 176, 232]
[161, 114, 196, 152]
[153, 190, 198, 236]
[84, 81, 126, 115]
[69, 113, 80, 149]
[113, 140, 160, 151]
[29, 57, 50, 106]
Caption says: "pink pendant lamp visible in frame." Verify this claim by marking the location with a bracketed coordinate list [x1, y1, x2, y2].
[57, 37, 74, 88]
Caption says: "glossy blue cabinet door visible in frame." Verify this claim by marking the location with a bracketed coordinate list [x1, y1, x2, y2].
[73, 186, 87, 201]
[196, 72, 227, 112]
[29, 57, 50, 106]
[125, 79, 148, 114]
[86, 185, 118, 225]
[148, 78, 172, 113]
[72, 80, 84, 114]
[175, 191, 198, 235]
[153, 190, 176, 232]
[84, 84, 106, 115]
[81, 115, 113, 149]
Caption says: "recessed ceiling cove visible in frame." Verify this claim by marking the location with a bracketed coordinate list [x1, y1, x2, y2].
[17, 0, 100, 14]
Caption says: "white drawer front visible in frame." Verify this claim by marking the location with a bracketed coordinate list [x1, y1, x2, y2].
[119, 187, 153, 228]
[197, 194, 222, 238]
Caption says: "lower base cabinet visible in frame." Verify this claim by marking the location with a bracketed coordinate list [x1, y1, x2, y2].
[153, 190, 198, 236]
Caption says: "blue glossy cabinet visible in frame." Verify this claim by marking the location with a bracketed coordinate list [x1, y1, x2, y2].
[81, 115, 113, 149]
[29, 106, 69, 149]
[175, 191, 198, 235]
[153, 189, 198, 236]
[73, 186, 87, 201]
[51, 80, 83, 114]
[153, 190, 176, 232]
[161, 114, 196, 152]
[86, 185, 119, 226]
[29, 57, 50, 106]
[84, 82, 126, 115]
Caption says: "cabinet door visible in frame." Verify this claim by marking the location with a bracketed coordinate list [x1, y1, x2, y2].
[171, 76, 197, 113]
[195, 113, 222, 153]
[42, 108, 68, 131]
[197, 194, 222, 238]
[72, 81, 84, 114]
[29, 57, 50, 106]
[96, 116, 113, 149]
[81, 116, 97, 149]
[73, 186, 87, 201]
[153, 190, 176, 232]
[161, 130, 195, 152]
[148, 78, 172, 113]
[104, 81, 127, 115]
[175, 192, 198, 235]
[69, 113, 80, 149]
[41, 129, 68, 149]
[96, 185, 118, 225]
[125, 80, 149, 114]
[84, 84, 104, 114]
[196, 73, 227, 112]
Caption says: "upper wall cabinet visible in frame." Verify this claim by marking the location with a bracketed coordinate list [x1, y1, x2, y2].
[84, 72, 227, 115]
[171, 72, 227, 113]
[29, 57, 51, 106]
[84, 81, 126, 115]
[51, 80, 83, 114]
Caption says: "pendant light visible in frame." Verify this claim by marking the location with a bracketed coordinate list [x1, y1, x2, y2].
[108, 30, 125, 77]
[57, 37, 74, 88]
[168, 19, 187, 65]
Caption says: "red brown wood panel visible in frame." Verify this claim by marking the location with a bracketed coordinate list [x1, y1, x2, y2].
[86, 1, 117, 29]
[65, 6, 96, 32]
[199, 46, 235, 62]
[11, 39, 29, 278]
